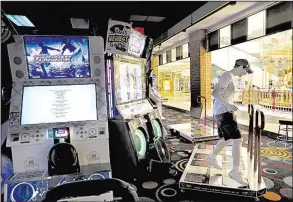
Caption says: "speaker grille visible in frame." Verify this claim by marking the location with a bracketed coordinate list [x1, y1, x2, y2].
[94, 56, 101, 64]
[94, 69, 101, 76]
[15, 70, 24, 78]
[13, 57, 22, 65]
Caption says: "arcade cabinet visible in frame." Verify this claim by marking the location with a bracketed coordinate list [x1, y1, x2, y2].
[106, 25, 170, 182]
[4, 35, 113, 201]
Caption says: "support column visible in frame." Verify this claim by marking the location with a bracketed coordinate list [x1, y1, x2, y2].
[200, 41, 212, 109]
[189, 29, 212, 117]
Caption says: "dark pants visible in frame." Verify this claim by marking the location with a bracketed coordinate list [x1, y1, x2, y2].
[215, 112, 242, 141]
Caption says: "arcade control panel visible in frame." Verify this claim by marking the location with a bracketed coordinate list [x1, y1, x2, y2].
[4, 170, 112, 202]
[7, 123, 108, 147]
[116, 99, 153, 120]
[6, 123, 110, 173]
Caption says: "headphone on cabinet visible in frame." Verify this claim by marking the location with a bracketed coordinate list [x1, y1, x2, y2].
[48, 143, 80, 176]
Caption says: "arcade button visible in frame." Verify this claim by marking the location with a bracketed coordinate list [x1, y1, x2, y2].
[21, 133, 30, 141]
[89, 128, 97, 136]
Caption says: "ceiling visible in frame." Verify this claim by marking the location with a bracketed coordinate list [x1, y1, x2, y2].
[153, 1, 277, 53]
[1, 1, 207, 39]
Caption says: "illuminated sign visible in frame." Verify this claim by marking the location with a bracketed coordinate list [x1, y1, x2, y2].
[128, 29, 146, 57]
[106, 20, 132, 55]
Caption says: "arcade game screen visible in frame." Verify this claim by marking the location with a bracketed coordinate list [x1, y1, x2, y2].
[114, 61, 146, 104]
[24, 36, 90, 79]
[21, 84, 97, 125]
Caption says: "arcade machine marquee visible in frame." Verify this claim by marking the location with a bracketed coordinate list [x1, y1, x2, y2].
[4, 35, 112, 201]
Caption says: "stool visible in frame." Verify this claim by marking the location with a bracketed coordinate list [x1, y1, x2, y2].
[276, 120, 293, 143]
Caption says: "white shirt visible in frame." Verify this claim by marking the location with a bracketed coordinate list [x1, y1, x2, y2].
[213, 71, 236, 116]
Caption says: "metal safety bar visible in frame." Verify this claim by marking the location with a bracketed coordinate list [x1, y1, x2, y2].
[255, 109, 265, 184]
[247, 104, 254, 161]
[197, 96, 207, 126]
[247, 104, 265, 186]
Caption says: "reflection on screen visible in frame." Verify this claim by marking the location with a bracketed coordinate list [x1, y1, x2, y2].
[24, 36, 90, 79]
[21, 84, 97, 125]
[114, 61, 145, 104]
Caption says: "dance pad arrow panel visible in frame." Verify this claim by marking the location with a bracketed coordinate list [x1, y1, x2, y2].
[168, 122, 219, 143]
[179, 144, 267, 200]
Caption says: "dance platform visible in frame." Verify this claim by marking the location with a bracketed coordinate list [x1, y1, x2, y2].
[179, 144, 267, 200]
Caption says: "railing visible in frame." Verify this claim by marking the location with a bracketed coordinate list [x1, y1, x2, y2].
[239, 88, 292, 111]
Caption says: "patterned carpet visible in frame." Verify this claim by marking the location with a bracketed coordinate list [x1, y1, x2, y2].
[133, 108, 292, 201]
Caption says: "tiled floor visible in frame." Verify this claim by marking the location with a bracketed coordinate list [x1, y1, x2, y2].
[153, 107, 292, 201]
[135, 125, 292, 201]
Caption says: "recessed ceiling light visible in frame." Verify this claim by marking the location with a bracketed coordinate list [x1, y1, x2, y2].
[5, 14, 35, 27]
[146, 16, 165, 22]
[70, 18, 89, 29]
[129, 15, 148, 21]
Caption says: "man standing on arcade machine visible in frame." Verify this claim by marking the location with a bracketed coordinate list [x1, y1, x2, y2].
[205, 59, 253, 185]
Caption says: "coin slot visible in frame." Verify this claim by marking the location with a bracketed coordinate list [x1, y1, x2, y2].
[11, 134, 19, 142]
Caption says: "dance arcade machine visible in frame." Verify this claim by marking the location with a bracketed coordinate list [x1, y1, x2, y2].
[4, 35, 113, 201]
[106, 20, 170, 182]
[179, 105, 266, 201]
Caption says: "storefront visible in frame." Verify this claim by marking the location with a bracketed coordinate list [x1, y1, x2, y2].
[152, 1, 292, 134]
[154, 43, 191, 111]
[208, 2, 292, 133]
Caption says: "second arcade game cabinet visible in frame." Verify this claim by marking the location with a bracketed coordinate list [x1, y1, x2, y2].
[105, 20, 170, 183]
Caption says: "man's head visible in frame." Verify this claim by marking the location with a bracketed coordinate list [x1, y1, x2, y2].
[233, 59, 253, 77]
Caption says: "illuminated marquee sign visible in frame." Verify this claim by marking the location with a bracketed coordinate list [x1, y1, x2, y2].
[128, 29, 146, 57]
[105, 20, 132, 55]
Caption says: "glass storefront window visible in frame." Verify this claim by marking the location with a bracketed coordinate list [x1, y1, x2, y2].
[166, 50, 171, 63]
[176, 46, 182, 60]
[231, 18, 248, 45]
[211, 29, 292, 126]
[159, 54, 163, 65]
[247, 11, 265, 40]
[171, 48, 176, 62]
[163, 52, 166, 64]
[182, 43, 189, 58]
[157, 58, 191, 111]
[220, 25, 231, 48]
[208, 30, 219, 51]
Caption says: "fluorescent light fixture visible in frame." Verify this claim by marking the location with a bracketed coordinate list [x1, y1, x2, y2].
[70, 18, 89, 29]
[129, 15, 148, 21]
[146, 16, 165, 22]
[5, 14, 35, 27]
